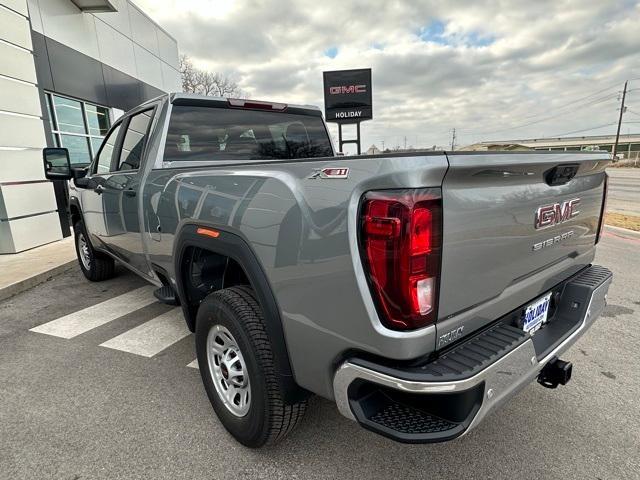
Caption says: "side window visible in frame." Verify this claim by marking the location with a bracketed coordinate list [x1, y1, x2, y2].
[95, 124, 122, 174]
[117, 110, 154, 171]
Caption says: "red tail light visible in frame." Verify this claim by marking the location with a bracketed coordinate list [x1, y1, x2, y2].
[596, 173, 608, 244]
[359, 189, 442, 330]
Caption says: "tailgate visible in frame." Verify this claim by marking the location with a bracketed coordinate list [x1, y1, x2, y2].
[437, 152, 609, 339]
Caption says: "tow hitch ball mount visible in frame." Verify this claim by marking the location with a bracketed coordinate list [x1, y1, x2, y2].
[537, 358, 573, 389]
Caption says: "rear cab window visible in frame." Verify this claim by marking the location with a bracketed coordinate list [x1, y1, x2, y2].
[163, 105, 334, 162]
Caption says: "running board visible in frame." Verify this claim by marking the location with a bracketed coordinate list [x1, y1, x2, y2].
[153, 285, 180, 306]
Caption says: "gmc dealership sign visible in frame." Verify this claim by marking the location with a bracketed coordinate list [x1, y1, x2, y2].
[323, 69, 372, 123]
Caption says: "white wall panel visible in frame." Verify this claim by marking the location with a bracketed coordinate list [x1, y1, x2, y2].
[0, 182, 56, 219]
[23, 0, 179, 96]
[0, 0, 62, 253]
[0, 148, 45, 182]
[0, 112, 46, 148]
[134, 44, 162, 90]
[0, 220, 16, 252]
[2, 211, 62, 252]
[95, 17, 136, 77]
[161, 61, 180, 93]
[25, 0, 41, 32]
[0, 40, 36, 82]
[128, 4, 158, 56]
[0, 76, 41, 116]
[93, 0, 131, 37]
[0, 5, 32, 49]
[38, 0, 99, 59]
[157, 29, 178, 69]
[1, 0, 27, 16]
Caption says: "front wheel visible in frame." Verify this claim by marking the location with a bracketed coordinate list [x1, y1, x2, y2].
[195, 286, 307, 448]
[74, 221, 115, 282]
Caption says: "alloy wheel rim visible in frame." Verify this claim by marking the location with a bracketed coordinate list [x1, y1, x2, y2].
[206, 325, 251, 417]
[78, 233, 91, 270]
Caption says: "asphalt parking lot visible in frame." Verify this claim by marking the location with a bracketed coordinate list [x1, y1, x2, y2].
[1, 231, 639, 480]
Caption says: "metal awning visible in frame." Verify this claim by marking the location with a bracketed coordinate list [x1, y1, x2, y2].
[69, 0, 117, 12]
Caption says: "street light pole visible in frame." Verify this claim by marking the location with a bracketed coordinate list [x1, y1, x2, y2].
[612, 80, 628, 161]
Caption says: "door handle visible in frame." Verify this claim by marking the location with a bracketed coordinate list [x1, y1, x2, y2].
[124, 189, 136, 197]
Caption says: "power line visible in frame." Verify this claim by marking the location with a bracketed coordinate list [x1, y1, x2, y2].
[457, 79, 640, 139]
[512, 83, 621, 123]
[456, 90, 621, 136]
[546, 122, 617, 137]
[461, 92, 619, 137]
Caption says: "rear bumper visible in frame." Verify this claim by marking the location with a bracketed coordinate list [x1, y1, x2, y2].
[333, 265, 612, 443]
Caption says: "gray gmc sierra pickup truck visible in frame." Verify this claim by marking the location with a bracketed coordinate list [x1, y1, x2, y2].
[43, 93, 612, 448]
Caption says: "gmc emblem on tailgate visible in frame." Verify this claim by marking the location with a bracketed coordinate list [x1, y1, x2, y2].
[535, 198, 580, 229]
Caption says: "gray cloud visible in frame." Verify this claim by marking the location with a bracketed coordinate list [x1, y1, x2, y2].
[138, 0, 640, 150]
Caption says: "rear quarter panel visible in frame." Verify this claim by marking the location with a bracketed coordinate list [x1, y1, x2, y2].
[143, 155, 448, 398]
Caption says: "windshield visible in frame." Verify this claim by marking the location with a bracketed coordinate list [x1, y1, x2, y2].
[164, 105, 334, 161]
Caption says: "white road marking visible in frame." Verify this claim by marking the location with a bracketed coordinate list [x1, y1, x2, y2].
[29, 286, 156, 339]
[99, 308, 190, 357]
[187, 359, 199, 369]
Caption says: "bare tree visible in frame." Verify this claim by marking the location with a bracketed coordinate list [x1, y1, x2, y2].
[179, 54, 199, 93]
[179, 54, 243, 98]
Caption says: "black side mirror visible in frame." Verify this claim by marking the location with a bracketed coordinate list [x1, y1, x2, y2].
[43, 148, 72, 180]
[72, 167, 89, 188]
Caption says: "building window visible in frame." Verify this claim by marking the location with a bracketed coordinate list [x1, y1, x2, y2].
[45, 93, 111, 166]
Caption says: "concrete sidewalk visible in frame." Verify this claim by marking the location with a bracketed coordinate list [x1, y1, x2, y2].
[0, 237, 76, 302]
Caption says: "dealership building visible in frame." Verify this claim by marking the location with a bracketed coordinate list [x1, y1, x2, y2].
[0, 0, 180, 253]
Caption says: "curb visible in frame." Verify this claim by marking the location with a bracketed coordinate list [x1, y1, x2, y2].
[0, 260, 76, 303]
[604, 224, 640, 240]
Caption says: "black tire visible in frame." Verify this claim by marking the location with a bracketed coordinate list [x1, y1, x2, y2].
[74, 221, 115, 282]
[195, 285, 307, 448]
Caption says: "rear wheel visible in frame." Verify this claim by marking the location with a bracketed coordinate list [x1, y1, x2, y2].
[195, 286, 307, 447]
[74, 221, 115, 282]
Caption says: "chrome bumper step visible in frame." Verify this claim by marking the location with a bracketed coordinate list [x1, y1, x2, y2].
[333, 265, 613, 443]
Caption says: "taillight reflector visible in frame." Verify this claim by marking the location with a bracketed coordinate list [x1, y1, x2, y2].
[359, 189, 442, 330]
[197, 227, 220, 238]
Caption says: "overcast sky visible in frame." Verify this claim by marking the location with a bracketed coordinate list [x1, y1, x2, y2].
[136, 0, 640, 152]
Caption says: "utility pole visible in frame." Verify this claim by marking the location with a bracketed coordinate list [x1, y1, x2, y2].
[381, 140, 385, 151]
[450, 128, 457, 151]
[404, 136, 407, 150]
[612, 80, 628, 161]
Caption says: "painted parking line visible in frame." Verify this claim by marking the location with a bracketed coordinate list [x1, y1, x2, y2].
[29, 286, 156, 339]
[187, 359, 199, 369]
[99, 308, 190, 357]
